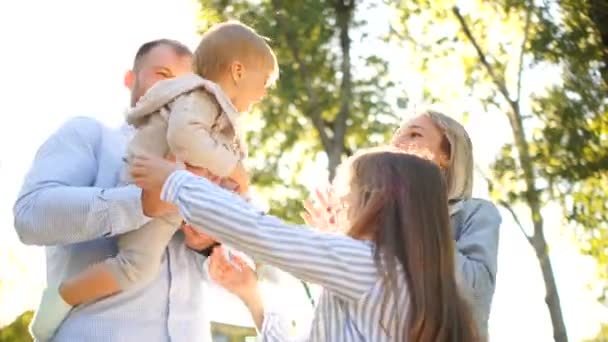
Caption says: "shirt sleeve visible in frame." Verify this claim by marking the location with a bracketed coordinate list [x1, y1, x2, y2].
[454, 200, 501, 294]
[166, 91, 240, 178]
[259, 310, 303, 342]
[13, 117, 150, 246]
[161, 170, 378, 302]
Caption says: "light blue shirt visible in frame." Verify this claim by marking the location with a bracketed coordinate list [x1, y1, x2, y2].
[13, 117, 212, 342]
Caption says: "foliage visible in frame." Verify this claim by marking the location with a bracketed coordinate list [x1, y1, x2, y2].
[198, 0, 398, 222]
[0, 311, 32, 342]
[390, 0, 608, 340]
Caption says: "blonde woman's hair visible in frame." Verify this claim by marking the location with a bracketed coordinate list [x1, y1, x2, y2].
[192, 20, 279, 85]
[394, 110, 474, 206]
[425, 111, 474, 202]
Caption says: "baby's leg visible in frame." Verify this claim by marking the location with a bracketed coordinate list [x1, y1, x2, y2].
[107, 213, 182, 288]
[59, 213, 182, 304]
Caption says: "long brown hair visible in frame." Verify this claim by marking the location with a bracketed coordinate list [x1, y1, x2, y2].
[339, 148, 477, 342]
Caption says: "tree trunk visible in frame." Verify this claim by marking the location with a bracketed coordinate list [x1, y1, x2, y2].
[453, 7, 570, 339]
[531, 233, 569, 342]
[271, 0, 354, 180]
[506, 101, 569, 342]
[587, 0, 608, 87]
[328, 0, 354, 180]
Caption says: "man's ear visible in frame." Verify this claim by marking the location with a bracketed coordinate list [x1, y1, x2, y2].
[124, 70, 135, 90]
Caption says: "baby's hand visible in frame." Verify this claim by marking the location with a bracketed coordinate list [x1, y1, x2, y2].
[182, 223, 216, 251]
[227, 162, 249, 195]
[208, 246, 257, 300]
[185, 165, 222, 184]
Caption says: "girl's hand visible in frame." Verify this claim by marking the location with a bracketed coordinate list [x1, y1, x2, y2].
[208, 246, 258, 300]
[131, 154, 183, 190]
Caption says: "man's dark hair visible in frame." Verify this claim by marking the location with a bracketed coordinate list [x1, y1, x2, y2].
[133, 39, 192, 70]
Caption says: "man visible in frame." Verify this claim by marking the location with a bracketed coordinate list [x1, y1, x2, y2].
[13, 39, 216, 342]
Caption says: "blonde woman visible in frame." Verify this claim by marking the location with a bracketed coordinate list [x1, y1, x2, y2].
[389, 111, 501, 340]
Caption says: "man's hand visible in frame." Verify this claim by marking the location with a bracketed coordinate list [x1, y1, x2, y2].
[182, 223, 217, 251]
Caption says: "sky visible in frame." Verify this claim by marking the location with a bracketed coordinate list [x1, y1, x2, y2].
[0, 0, 606, 341]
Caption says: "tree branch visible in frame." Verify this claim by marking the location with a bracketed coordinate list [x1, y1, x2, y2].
[516, 3, 533, 103]
[270, 0, 332, 153]
[499, 199, 533, 242]
[475, 165, 532, 241]
[452, 6, 518, 114]
[328, 0, 354, 177]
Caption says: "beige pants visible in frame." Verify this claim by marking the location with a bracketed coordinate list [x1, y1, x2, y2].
[107, 212, 182, 288]
[106, 124, 183, 289]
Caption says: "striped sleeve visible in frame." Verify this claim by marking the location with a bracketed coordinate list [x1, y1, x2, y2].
[259, 311, 299, 342]
[161, 170, 378, 302]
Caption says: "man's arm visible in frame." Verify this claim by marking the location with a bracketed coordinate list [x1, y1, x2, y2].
[13, 117, 150, 246]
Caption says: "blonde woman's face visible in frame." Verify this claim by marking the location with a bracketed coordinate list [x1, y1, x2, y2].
[391, 115, 449, 168]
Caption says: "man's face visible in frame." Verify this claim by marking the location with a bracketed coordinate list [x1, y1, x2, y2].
[127, 44, 192, 106]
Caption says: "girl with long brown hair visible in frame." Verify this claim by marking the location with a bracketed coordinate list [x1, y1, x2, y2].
[130, 148, 479, 341]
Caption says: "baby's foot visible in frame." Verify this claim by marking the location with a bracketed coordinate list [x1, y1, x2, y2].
[30, 287, 73, 341]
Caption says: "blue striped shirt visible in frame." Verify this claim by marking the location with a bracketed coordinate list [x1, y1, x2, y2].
[162, 170, 411, 341]
[13, 117, 212, 342]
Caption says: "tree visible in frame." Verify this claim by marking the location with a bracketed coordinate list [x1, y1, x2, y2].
[392, 0, 608, 341]
[198, 0, 397, 222]
[585, 323, 608, 342]
[0, 311, 33, 342]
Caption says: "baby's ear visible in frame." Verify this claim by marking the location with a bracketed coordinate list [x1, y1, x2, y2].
[230, 61, 245, 83]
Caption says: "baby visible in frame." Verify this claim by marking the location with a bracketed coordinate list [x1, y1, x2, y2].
[31, 20, 278, 341]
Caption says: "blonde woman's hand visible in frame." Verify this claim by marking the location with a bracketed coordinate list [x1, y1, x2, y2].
[301, 187, 340, 233]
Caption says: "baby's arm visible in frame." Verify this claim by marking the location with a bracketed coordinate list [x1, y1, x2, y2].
[166, 91, 240, 178]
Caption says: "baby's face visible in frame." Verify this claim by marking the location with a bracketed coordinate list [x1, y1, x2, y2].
[232, 67, 272, 112]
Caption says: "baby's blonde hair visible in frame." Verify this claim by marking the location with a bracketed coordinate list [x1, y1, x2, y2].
[193, 20, 279, 85]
